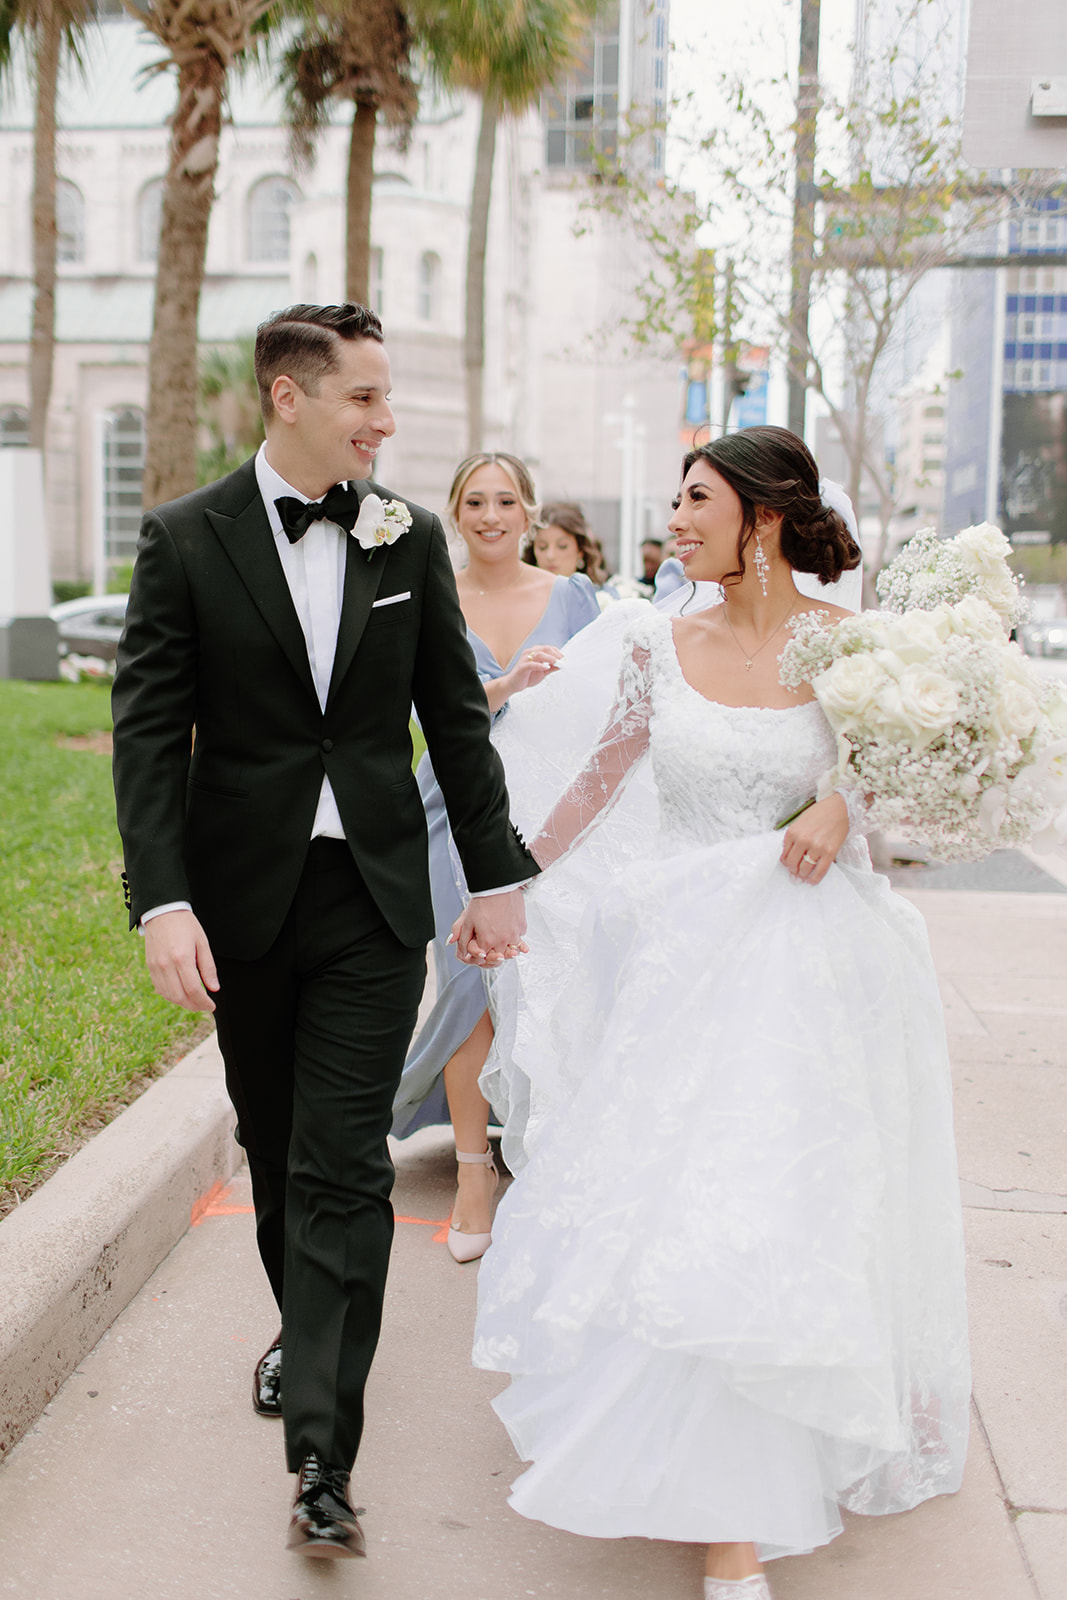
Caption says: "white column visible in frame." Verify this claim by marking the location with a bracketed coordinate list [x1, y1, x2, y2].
[618, 0, 634, 121]
[985, 259, 1007, 527]
[92, 409, 108, 596]
[634, 415, 648, 546]
[617, 396, 636, 582]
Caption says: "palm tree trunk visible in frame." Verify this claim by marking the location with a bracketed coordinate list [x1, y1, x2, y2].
[143, 51, 225, 507]
[346, 99, 377, 305]
[29, 3, 60, 453]
[464, 96, 498, 454]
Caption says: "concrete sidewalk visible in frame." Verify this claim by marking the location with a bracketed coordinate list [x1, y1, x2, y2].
[0, 883, 1065, 1599]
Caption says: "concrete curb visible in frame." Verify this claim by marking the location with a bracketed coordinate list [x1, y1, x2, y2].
[0, 1034, 240, 1458]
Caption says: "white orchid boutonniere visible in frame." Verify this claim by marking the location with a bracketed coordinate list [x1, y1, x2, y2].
[352, 494, 412, 560]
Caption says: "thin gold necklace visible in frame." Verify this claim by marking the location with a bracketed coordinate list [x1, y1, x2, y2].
[721, 600, 797, 670]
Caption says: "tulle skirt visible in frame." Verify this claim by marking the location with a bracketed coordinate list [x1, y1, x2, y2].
[474, 831, 970, 1557]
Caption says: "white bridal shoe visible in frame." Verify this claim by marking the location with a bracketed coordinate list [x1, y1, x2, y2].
[704, 1578, 773, 1599]
[446, 1147, 499, 1263]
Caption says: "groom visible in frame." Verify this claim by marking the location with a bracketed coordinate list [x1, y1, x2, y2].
[111, 302, 536, 1556]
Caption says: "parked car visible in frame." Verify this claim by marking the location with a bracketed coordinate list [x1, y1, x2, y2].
[49, 594, 128, 661]
[1018, 584, 1067, 681]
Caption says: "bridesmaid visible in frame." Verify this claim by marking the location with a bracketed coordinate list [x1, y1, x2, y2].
[392, 452, 600, 1260]
[525, 502, 611, 590]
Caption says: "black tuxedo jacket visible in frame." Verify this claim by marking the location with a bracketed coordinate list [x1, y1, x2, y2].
[111, 457, 537, 960]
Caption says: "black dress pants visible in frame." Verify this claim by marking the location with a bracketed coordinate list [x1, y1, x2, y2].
[212, 838, 425, 1473]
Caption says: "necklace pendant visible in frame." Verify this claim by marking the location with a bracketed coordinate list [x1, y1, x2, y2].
[745, 660, 753, 670]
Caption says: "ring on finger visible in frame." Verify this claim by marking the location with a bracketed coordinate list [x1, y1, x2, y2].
[801, 852, 817, 866]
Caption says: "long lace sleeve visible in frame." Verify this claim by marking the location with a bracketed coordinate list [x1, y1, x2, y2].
[530, 635, 654, 871]
[814, 770, 871, 836]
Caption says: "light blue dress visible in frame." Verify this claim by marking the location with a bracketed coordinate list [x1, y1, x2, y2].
[392, 573, 600, 1138]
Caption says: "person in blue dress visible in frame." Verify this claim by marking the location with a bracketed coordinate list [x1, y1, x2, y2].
[391, 452, 600, 1261]
[524, 501, 617, 607]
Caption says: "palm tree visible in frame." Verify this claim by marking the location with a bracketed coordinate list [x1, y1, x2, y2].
[122, 0, 276, 507]
[414, 0, 593, 450]
[278, 0, 417, 305]
[0, 0, 94, 451]
[197, 334, 265, 484]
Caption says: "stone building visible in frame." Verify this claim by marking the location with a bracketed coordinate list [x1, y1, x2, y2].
[0, 1, 684, 588]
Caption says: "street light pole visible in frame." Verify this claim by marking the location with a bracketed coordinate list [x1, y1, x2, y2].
[787, 0, 821, 440]
[606, 395, 637, 584]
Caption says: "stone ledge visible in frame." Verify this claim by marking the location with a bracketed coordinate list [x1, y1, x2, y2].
[0, 1034, 239, 1458]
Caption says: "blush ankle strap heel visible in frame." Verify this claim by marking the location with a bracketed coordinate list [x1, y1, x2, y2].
[446, 1146, 499, 1263]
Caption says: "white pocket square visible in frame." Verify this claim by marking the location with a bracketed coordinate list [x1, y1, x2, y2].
[371, 590, 412, 609]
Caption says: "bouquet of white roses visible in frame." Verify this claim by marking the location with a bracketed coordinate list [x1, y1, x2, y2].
[875, 522, 1028, 630]
[780, 527, 1067, 862]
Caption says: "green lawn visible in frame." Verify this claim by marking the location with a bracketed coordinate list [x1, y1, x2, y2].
[0, 684, 428, 1215]
[0, 681, 205, 1215]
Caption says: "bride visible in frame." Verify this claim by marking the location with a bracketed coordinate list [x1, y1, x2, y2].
[468, 427, 970, 1597]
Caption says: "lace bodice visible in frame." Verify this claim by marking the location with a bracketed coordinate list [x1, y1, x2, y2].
[531, 610, 839, 866]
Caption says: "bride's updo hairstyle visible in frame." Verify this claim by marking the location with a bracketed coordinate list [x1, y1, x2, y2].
[684, 425, 861, 588]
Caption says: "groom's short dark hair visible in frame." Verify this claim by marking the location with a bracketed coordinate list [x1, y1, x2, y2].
[255, 303, 384, 420]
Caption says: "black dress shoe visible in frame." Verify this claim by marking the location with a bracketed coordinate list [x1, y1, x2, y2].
[252, 1333, 282, 1417]
[286, 1452, 366, 1558]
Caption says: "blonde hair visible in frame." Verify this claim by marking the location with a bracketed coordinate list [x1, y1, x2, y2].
[445, 452, 542, 536]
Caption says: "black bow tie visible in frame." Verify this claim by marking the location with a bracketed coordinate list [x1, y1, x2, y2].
[275, 483, 362, 543]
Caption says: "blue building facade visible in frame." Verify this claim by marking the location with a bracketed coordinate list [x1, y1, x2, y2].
[943, 196, 1067, 538]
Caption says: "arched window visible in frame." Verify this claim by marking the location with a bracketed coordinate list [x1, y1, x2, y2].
[0, 406, 30, 447]
[418, 250, 440, 322]
[248, 176, 301, 263]
[101, 407, 146, 567]
[369, 247, 384, 316]
[138, 179, 164, 263]
[56, 179, 85, 264]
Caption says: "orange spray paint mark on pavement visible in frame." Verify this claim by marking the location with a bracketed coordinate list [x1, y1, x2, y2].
[190, 1183, 451, 1244]
[190, 1181, 255, 1226]
[394, 1214, 452, 1244]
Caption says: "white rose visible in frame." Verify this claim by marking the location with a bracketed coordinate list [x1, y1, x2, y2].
[814, 654, 887, 730]
[954, 523, 1013, 577]
[974, 572, 1021, 622]
[869, 679, 911, 741]
[871, 646, 906, 680]
[862, 669, 956, 747]
[896, 665, 960, 744]
[999, 641, 1039, 687]
[991, 680, 1040, 742]
[943, 594, 1006, 643]
[884, 608, 949, 663]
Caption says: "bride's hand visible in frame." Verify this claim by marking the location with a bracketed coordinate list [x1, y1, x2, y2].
[780, 793, 849, 885]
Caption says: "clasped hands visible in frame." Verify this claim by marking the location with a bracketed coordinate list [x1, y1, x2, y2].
[448, 888, 529, 967]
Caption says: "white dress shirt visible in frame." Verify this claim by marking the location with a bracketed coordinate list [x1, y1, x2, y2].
[142, 445, 518, 924]
[255, 445, 349, 839]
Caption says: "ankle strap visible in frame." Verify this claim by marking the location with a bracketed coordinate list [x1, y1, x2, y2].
[455, 1147, 494, 1165]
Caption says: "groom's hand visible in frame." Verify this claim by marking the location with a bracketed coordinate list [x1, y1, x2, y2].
[143, 909, 220, 1012]
[448, 890, 529, 967]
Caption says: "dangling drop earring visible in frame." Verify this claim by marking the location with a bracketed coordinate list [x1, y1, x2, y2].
[754, 533, 769, 598]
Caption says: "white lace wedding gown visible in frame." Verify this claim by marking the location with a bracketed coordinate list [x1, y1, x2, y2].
[473, 610, 970, 1559]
